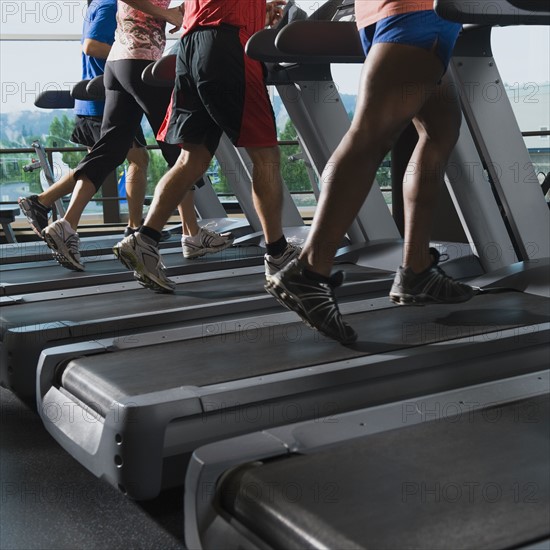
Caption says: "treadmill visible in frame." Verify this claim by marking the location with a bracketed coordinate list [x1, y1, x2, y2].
[3, 259, 393, 401]
[185, 371, 550, 549]
[184, 2, 550, 547]
[34, 0, 550, 501]
[0, 40, 327, 401]
[6, 75, 254, 265]
[36, 293, 548, 499]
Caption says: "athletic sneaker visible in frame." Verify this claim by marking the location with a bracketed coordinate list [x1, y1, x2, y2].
[264, 242, 302, 277]
[265, 258, 358, 344]
[18, 195, 51, 237]
[42, 219, 84, 271]
[182, 227, 234, 259]
[113, 233, 176, 293]
[390, 247, 475, 305]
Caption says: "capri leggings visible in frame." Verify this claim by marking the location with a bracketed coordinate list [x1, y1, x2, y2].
[74, 59, 181, 190]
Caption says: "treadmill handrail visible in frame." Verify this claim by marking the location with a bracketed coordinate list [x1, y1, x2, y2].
[86, 75, 106, 100]
[246, 21, 365, 64]
[71, 79, 93, 100]
[275, 20, 365, 62]
[34, 90, 75, 109]
[434, 0, 550, 25]
[151, 54, 176, 84]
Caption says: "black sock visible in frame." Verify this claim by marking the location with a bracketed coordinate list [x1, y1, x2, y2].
[266, 235, 287, 257]
[138, 225, 162, 244]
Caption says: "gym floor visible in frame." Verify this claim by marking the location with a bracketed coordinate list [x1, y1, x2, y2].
[0, 387, 186, 550]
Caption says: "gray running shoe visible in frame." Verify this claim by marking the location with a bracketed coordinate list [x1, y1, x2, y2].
[264, 242, 301, 277]
[18, 195, 51, 237]
[390, 248, 475, 305]
[265, 258, 357, 344]
[182, 227, 234, 259]
[113, 233, 176, 293]
[42, 219, 84, 271]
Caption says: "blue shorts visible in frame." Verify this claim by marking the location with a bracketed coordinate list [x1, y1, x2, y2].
[359, 10, 462, 70]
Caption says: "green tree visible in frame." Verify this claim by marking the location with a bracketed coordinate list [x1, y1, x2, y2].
[213, 158, 232, 195]
[47, 115, 83, 168]
[146, 149, 169, 195]
[279, 119, 312, 192]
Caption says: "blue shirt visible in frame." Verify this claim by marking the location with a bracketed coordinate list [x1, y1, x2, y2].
[74, 0, 117, 116]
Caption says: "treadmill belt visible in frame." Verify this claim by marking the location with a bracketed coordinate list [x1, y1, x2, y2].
[0, 245, 264, 295]
[0, 233, 182, 264]
[220, 394, 550, 550]
[61, 291, 549, 410]
[0, 273, 268, 330]
[0, 263, 390, 331]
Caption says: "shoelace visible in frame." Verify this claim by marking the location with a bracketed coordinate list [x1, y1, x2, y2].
[429, 247, 451, 277]
[66, 233, 80, 256]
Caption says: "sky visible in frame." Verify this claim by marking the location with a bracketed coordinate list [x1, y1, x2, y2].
[1, 0, 549, 114]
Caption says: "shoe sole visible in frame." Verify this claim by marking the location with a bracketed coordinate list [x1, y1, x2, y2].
[389, 291, 476, 305]
[18, 199, 47, 238]
[265, 278, 357, 345]
[183, 239, 234, 259]
[43, 231, 84, 271]
[113, 245, 175, 294]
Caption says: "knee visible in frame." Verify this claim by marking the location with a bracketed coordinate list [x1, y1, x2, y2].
[127, 147, 149, 171]
[248, 146, 281, 168]
[418, 116, 461, 158]
[172, 147, 211, 180]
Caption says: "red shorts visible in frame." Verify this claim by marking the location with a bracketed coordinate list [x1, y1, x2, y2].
[158, 25, 278, 154]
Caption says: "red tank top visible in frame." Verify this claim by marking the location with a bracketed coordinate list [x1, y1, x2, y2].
[182, 0, 266, 38]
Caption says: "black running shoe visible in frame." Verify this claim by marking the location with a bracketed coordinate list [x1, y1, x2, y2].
[390, 247, 475, 305]
[265, 259, 358, 344]
[18, 195, 51, 237]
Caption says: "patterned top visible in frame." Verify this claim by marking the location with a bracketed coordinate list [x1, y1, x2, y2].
[109, 0, 170, 61]
[355, 0, 435, 29]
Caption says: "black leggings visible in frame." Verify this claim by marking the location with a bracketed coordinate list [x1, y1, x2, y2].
[74, 59, 180, 190]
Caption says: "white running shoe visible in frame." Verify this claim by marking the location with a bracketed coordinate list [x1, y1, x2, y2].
[264, 242, 301, 277]
[113, 233, 176, 293]
[42, 219, 84, 271]
[182, 227, 234, 259]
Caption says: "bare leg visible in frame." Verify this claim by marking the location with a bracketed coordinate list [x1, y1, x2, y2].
[403, 73, 461, 272]
[62, 175, 98, 231]
[124, 144, 149, 229]
[38, 170, 76, 208]
[301, 43, 447, 276]
[178, 189, 200, 236]
[143, 144, 213, 233]
[244, 146, 284, 244]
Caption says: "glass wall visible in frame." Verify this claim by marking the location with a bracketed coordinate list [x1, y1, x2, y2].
[1, 3, 549, 233]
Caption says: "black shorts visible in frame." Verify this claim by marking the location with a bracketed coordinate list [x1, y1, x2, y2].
[158, 24, 277, 155]
[71, 114, 147, 149]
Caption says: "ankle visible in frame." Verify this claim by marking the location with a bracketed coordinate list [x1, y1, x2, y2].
[299, 251, 332, 278]
[402, 259, 432, 275]
[139, 225, 162, 244]
[37, 196, 51, 209]
[265, 235, 287, 257]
